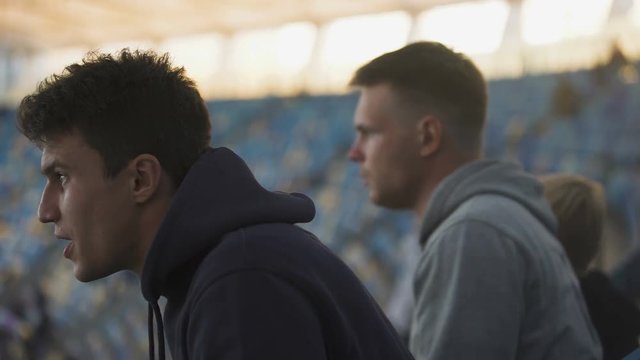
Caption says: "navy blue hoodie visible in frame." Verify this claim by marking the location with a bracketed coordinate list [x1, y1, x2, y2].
[141, 147, 413, 360]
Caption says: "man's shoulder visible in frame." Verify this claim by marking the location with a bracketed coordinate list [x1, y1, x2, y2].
[456, 192, 529, 216]
[218, 223, 319, 255]
[426, 193, 555, 255]
[192, 223, 324, 281]
[444, 194, 543, 231]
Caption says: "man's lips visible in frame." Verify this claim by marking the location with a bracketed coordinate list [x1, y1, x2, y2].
[360, 173, 369, 186]
[55, 233, 73, 259]
[63, 242, 74, 259]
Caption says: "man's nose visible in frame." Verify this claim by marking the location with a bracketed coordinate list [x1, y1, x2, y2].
[38, 183, 60, 223]
[348, 142, 364, 163]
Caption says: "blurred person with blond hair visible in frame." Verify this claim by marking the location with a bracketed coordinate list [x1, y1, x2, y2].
[542, 174, 640, 360]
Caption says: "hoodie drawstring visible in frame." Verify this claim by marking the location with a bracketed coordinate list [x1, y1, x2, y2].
[148, 301, 166, 360]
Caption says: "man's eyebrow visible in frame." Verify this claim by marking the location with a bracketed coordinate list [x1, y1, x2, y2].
[41, 160, 66, 176]
[355, 124, 375, 133]
[355, 124, 368, 132]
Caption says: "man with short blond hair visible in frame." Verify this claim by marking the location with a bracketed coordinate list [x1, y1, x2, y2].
[349, 41, 601, 360]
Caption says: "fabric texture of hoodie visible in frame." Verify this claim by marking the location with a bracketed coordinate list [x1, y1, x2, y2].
[141, 147, 414, 360]
[409, 159, 602, 360]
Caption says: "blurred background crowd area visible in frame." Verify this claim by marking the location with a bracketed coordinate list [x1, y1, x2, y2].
[1, 53, 639, 358]
[0, 0, 639, 358]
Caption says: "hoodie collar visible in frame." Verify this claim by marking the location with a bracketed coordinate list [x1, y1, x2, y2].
[419, 159, 556, 246]
[141, 147, 315, 302]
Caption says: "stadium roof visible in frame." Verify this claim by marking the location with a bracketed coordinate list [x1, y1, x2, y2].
[0, 0, 494, 51]
[0, 0, 636, 102]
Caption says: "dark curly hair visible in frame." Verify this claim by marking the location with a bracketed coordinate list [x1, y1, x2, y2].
[350, 41, 487, 154]
[17, 48, 211, 187]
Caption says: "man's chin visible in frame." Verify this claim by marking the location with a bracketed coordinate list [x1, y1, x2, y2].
[369, 192, 386, 207]
[370, 193, 409, 210]
[74, 271, 93, 283]
[73, 267, 107, 283]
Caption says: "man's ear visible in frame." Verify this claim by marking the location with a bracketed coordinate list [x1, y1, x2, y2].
[129, 154, 163, 204]
[417, 115, 443, 157]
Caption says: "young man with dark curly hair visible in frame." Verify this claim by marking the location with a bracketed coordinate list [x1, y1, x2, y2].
[18, 49, 414, 360]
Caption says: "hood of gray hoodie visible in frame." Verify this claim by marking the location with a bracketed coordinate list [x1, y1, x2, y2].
[420, 159, 556, 246]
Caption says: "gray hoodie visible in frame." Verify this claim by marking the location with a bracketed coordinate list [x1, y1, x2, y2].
[409, 160, 602, 360]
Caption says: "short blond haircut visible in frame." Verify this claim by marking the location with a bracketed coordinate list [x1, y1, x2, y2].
[541, 174, 606, 275]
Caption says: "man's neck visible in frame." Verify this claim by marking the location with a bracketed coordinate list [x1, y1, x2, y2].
[412, 152, 479, 220]
[133, 189, 174, 276]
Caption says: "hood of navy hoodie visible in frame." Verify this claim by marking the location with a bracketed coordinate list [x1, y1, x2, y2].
[419, 159, 556, 246]
[141, 147, 315, 302]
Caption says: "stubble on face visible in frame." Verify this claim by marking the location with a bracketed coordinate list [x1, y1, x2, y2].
[40, 132, 142, 282]
[352, 84, 425, 211]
